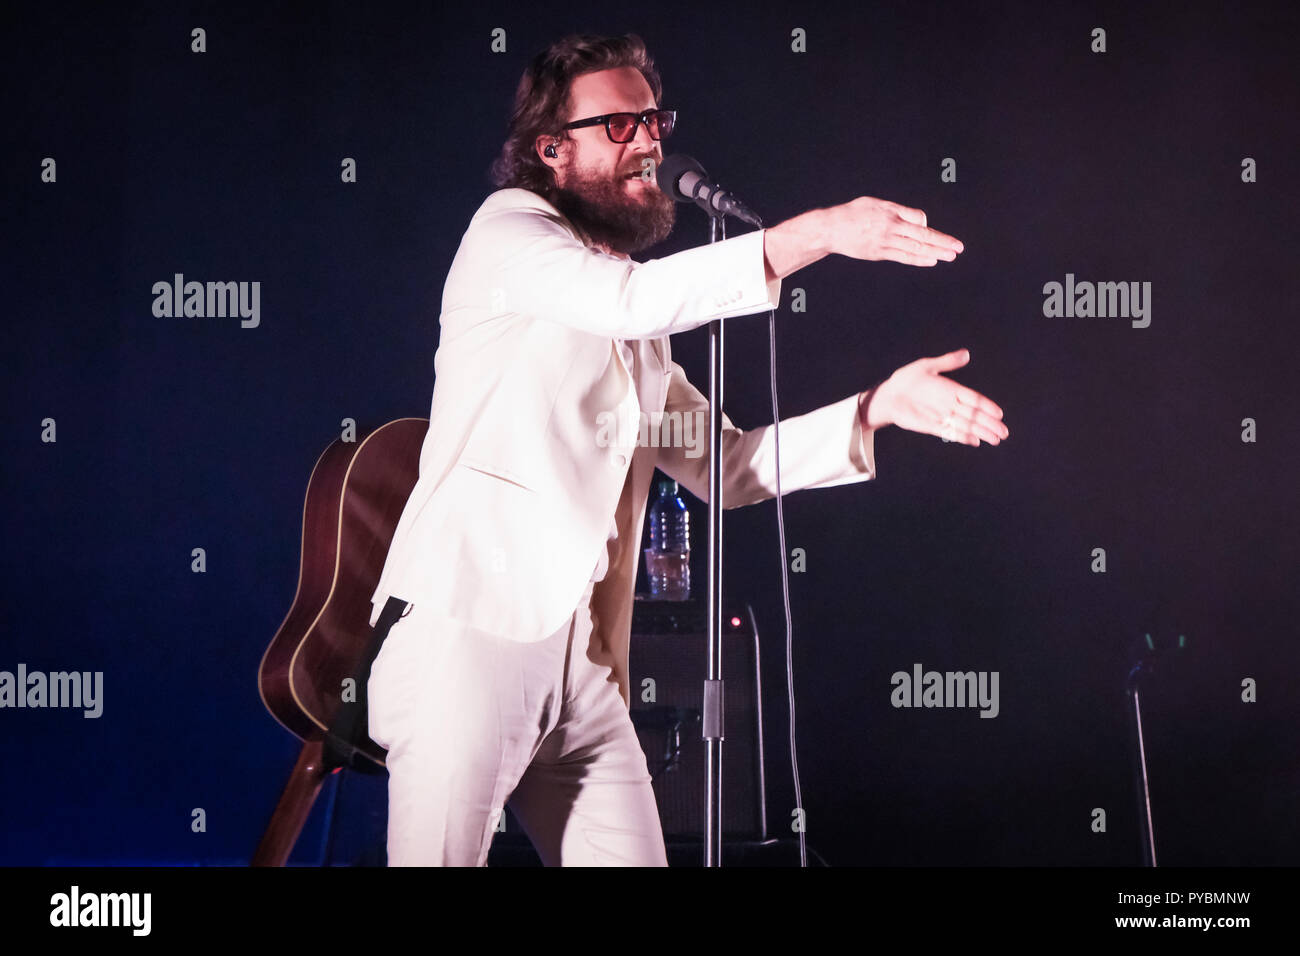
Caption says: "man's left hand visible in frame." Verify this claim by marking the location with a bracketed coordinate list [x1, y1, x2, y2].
[860, 349, 1009, 447]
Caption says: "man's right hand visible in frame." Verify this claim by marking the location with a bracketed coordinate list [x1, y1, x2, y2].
[825, 196, 964, 266]
[762, 198, 965, 282]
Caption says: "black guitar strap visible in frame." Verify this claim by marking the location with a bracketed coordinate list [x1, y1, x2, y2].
[321, 595, 409, 774]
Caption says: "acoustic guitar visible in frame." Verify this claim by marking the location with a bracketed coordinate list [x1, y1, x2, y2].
[252, 417, 428, 866]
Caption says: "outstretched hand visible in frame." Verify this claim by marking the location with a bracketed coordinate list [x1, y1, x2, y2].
[828, 197, 965, 266]
[867, 349, 1009, 447]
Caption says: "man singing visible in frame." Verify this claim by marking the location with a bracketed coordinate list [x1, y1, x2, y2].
[365, 32, 1009, 866]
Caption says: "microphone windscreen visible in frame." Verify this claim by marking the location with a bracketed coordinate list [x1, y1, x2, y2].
[655, 154, 707, 202]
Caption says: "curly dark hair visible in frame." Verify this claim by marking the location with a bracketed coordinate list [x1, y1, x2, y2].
[489, 33, 664, 204]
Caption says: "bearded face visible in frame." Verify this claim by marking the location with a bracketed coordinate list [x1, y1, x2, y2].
[549, 156, 677, 256]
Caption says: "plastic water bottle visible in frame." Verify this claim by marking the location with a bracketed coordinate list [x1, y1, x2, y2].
[645, 479, 690, 600]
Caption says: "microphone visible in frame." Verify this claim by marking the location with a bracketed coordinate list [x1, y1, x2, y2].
[655, 154, 763, 227]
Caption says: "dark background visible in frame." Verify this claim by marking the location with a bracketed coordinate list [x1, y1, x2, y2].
[3, 0, 1297, 866]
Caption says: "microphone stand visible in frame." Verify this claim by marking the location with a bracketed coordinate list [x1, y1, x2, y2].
[703, 212, 727, 867]
[1124, 632, 1184, 867]
[1125, 654, 1158, 867]
[664, 157, 765, 865]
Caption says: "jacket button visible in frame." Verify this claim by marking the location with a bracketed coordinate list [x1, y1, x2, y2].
[613, 453, 627, 467]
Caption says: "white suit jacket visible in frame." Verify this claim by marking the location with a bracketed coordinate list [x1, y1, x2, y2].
[370, 187, 877, 707]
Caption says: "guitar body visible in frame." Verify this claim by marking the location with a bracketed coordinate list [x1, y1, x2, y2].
[253, 417, 428, 865]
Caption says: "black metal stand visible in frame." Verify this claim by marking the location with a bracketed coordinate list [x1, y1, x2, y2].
[703, 212, 727, 867]
[1125, 631, 1185, 867]
[1125, 661, 1158, 867]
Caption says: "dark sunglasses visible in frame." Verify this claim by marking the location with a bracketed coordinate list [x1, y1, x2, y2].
[561, 108, 676, 144]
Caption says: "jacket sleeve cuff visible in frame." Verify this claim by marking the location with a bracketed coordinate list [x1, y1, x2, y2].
[850, 397, 877, 479]
[711, 228, 782, 318]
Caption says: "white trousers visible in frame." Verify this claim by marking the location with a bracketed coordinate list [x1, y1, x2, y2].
[366, 578, 668, 866]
